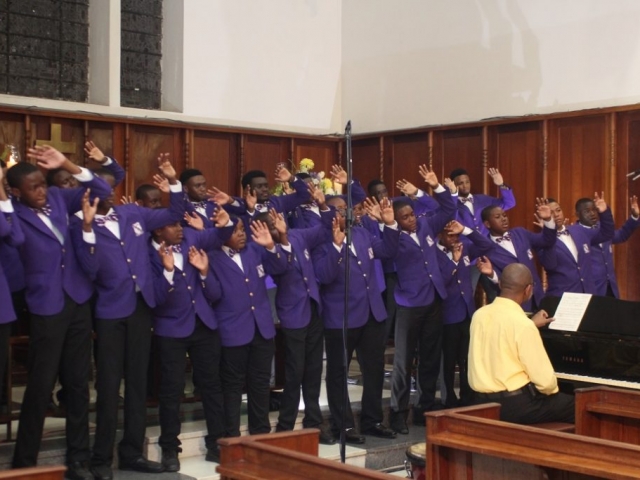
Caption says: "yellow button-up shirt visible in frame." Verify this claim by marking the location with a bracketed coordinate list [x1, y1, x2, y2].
[468, 297, 558, 395]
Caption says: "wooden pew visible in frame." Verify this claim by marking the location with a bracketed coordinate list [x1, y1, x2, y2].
[426, 403, 640, 479]
[217, 429, 391, 480]
[0, 466, 66, 480]
[575, 386, 640, 443]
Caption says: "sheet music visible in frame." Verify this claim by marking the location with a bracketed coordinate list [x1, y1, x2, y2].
[549, 292, 592, 331]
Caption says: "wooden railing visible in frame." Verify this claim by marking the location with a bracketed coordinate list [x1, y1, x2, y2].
[0, 466, 66, 480]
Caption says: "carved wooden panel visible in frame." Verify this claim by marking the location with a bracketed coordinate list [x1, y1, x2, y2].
[192, 131, 237, 196]
[488, 122, 543, 231]
[0, 112, 25, 164]
[387, 133, 429, 197]
[352, 137, 380, 193]
[29, 116, 85, 165]
[292, 138, 339, 181]
[242, 135, 289, 189]
[434, 128, 484, 193]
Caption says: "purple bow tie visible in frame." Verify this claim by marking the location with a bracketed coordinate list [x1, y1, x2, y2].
[170, 244, 182, 253]
[227, 248, 238, 258]
[301, 202, 318, 210]
[192, 201, 207, 210]
[495, 233, 512, 243]
[31, 204, 52, 216]
[557, 229, 570, 237]
[95, 212, 119, 226]
[460, 196, 474, 204]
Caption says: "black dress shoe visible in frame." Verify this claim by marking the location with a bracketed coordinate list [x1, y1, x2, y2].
[119, 457, 165, 473]
[343, 428, 366, 444]
[66, 462, 92, 480]
[161, 450, 180, 472]
[318, 429, 337, 445]
[390, 414, 409, 435]
[362, 423, 397, 439]
[90, 465, 113, 480]
[205, 445, 220, 463]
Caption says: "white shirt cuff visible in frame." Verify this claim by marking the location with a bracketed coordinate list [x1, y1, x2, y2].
[169, 181, 182, 193]
[489, 271, 499, 284]
[0, 199, 14, 213]
[163, 269, 175, 284]
[383, 221, 399, 230]
[415, 189, 424, 198]
[102, 157, 113, 166]
[433, 184, 445, 193]
[461, 227, 473, 236]
[230, 200, 240, 207]
[543, 219, 556, 229]
[83, 230, 96, 244]
[73, 167, 93, 182]
[267, 246, 276, 253]
[281, 244, 292, 253]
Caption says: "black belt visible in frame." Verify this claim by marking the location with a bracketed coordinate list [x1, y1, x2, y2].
[474, 383, 537, 400]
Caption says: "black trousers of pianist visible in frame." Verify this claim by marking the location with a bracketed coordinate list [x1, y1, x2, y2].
[474, 383, 575, 425]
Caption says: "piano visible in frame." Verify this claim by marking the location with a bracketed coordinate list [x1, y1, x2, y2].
[539, 295, 640, 392]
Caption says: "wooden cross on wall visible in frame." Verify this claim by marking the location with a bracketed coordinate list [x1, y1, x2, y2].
[35, 124, 77, 155]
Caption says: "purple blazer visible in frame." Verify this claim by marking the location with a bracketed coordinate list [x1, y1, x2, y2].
[12, 176, 111, 316]
[271, 212, 332, 329]
[150, 225, 234, 338]
[536, 209, 615, 297]
[289, 180, 366, 229]
[454, 189, 516, 235]
[590, 215, 640, 297]
[209, 243, 288, 347]
[485, 226, 556, 311]
[0, 210, 24, 323]
[436, 231, 494, 324]
[392, 189, 457, 307]
[72, 189, 185, 319]
[312, 225, 400, 330]
[0, 242, 24, 292]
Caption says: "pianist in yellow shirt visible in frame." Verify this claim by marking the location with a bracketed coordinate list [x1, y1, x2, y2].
[468, 263, 575, 424]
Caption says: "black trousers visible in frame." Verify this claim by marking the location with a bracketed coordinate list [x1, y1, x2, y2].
[383, 272, 398, 341]
[391, 300, 442, 414]
[441, 318, 472, 407]
[277, 302, 324, 431]
[220, 330, 275, 437]
[92, 296, 152, 467]
[475, 388, 575, 424]
[12, 296, 92, 468]
[324, 315, 386, 433]
[157, 318, 223, 451]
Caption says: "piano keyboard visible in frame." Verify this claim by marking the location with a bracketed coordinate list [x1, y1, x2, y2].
[556, 372, 640, 390]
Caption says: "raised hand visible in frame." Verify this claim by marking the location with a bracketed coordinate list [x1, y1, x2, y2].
[418, 164, 439, 189]
[269, 208, 288, 235]
[206, 187, 231, 206]
[379, 197, 395, 225]
[152, 173, 169, 193]
[81, 188, 99, 230]
[157, 241, 175, 272]
[488, 167, 504, 186]
[531, 309, 554, 328]
[476, 256, 494, 276]
[244, 186, 257, 212]
[535, 197, 552, 221]
[27, 145, 67, 170]
[282, 181, 295, 195]
[451, 242, 463, 263]
[156, 153, 177, 183]
[330, 165, 347, 185]
[332, 216, 345, 246]
[444, 220, 464, 235]
[631, 195, 639, 218]
[184, 211, 204, 231]
[120, 195, 134, 205]
[211, 206, 230, 228]
[443, 177, 457, 194]
[188, 245, 209, 275]
[532, 212, 544, 229]
[84, 141, 106, 163]
[363, 196, 382, 222]
[593, 191, 607, 213]
[274, 165, 293, 183]
[396, 179, 418, 197]
[308, 182, 326, 206]
[250, 220, 275, 249]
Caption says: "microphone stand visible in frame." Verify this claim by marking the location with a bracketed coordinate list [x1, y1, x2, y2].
[340, 120, 353, 463]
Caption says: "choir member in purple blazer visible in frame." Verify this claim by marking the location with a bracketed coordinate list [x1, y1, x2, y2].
[536, 197, 614, 297]
[386, 165, 456, 435]
[256, 190, 334, 444]
[7, 145, 111, 479]
[208, 219, 288, 438]
[239, 165, 311, 217]
[575, 195, 640, 298]
[312, 195, 400, 444]
[149, 207, 234, 470]
[481, 199, 557, 313]
[73, 154, 185, 479]
[435, 220, 493, 409]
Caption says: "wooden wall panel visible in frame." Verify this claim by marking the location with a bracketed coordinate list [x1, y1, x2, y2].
[488, 122, 543, 231]
[30, 116, 85, 165]
[242, 135, 289, 188]
[292, 138, 339, 180]
[434, 128, 484, 193]
[192, 131, 237, 196]
[352, 137, 381, 192]
[387, 133, 429, 197]
[547, 115, 610, 221]
[0, 112, 25, 164]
